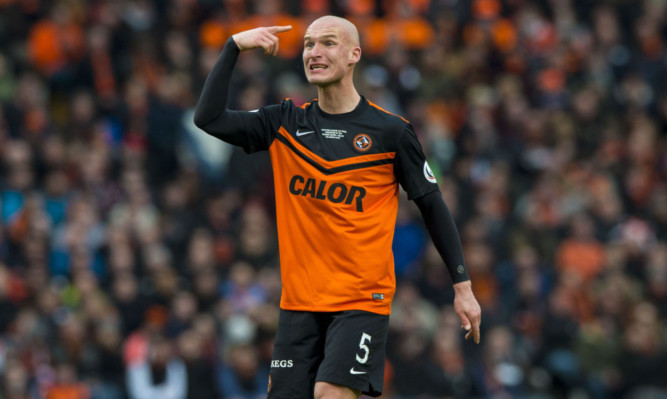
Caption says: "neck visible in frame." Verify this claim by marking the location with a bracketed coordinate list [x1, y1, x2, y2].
[315, 79, 361, 114]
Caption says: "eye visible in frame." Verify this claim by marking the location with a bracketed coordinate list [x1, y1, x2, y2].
[305, 42, 314, 49]
[325, 41, 334, 46]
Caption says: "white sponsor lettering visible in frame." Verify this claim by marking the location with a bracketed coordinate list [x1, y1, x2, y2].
[271, 360, 294, 368]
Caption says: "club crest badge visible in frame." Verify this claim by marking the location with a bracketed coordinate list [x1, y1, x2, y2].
[353, 134, 372, 152]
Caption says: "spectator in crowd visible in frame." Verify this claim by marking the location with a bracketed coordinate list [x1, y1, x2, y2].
[126, 335, 187, 399]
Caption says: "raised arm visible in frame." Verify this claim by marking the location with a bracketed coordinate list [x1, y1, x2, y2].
[193, 26, 292, 147]
[414, 191, 482, 344]
[232, 25, 292, 55]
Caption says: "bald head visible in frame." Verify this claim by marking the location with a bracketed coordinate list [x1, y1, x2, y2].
[306, 15, 360, 47]
[302, 15, 362, 90]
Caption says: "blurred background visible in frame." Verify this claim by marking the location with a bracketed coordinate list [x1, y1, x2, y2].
[0, 0, 666, 398]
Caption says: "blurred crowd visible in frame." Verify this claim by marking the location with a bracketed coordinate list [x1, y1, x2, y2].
[0, 0, 666, 398]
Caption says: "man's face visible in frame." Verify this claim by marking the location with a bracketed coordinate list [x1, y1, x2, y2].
[302, 22, 358, 87]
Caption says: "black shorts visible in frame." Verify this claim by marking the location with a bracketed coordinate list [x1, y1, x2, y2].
[267, 309, 390, 398]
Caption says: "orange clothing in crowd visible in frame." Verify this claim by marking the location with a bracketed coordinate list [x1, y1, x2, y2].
[467, 270, 498, 310]
[28, 19, 85, 75]
[354, 16, 435, 56]
[556, 239, 606, 283]
[200, 20, 228, 49]
[46, 385, 90, 399]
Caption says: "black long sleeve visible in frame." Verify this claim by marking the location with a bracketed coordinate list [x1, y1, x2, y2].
[194, 37, 272, 150]
[414, 190, 470, 284]
[194, 37, 239, 127]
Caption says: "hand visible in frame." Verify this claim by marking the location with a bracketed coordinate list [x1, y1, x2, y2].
[232, 26, 292, 56]
[453, 280, 482, 344]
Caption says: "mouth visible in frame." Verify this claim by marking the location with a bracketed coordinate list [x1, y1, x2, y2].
[309, 64, 328, 71]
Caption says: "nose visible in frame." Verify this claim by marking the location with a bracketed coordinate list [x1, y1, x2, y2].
[309, 42, 323, 57]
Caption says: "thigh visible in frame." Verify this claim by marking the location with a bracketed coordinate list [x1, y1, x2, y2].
[268, 310, 327, 399]
[316, 310, 390, 397]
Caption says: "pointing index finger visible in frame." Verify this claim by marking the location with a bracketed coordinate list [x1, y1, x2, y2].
[268, 25, 292, 34]
[470, 314, 481, 344]
[473, 323, 481, 344]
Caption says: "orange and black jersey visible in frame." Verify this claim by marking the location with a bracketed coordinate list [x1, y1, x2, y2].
[229, 98, 439, 315]
[195, 37, 469, 315]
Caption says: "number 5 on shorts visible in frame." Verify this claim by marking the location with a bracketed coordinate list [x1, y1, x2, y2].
[356, 333, 372, 363]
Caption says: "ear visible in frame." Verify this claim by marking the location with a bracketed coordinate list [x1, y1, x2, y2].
[349, 46, 361, 64]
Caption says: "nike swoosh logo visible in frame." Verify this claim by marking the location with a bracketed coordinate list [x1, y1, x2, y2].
[349, 367, 367, 375]
[296, 130, 315, 136]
